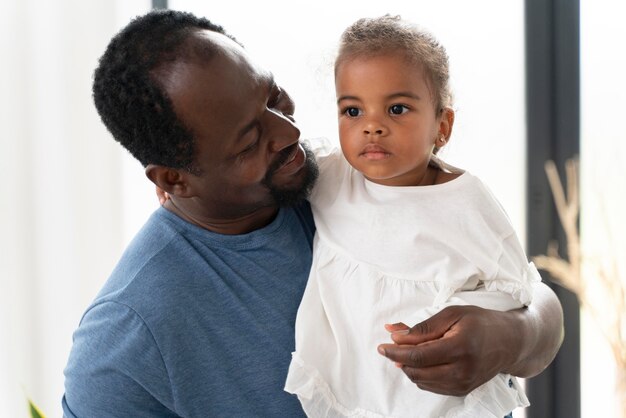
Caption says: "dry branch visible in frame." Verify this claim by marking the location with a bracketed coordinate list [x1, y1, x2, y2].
[531, 158, 626, 415]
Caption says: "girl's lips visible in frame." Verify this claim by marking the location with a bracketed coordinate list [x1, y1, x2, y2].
[360, 144, 390, 160]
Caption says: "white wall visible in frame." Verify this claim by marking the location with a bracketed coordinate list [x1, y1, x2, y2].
[0, 1, 153, 417]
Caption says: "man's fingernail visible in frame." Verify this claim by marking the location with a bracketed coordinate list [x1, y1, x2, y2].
[392, 329, 410, 335]
[377, 346, 386, 356]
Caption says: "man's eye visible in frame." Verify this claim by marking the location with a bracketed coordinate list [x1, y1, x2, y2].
[239, 139, 259, 156]
[270, 89, 295, 118]
[269, 90, 282, 108]
[345, 107, 361, 117]
[389, 104, 408, 115]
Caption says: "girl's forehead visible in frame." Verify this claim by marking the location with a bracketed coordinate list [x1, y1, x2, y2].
[337, 50, 425, 71]
[336, 53, 428, 81]
[334, 54, 437, 106]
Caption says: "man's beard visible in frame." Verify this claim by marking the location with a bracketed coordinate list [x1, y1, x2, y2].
[262, 142, 319, 207]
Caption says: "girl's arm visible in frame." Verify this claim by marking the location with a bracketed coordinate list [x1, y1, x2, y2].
[377, 281, 564, 396]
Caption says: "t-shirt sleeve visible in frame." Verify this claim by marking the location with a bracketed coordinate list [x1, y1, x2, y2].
[62, 301, 177, 418]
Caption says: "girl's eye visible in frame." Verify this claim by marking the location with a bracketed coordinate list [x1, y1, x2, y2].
[389, 104, 408, 115]
[345, 107, 361, 117]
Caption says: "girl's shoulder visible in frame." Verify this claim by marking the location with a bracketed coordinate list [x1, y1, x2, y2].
[302, 137, 339, 162]
[430, 155, 465, 185]
[435, 170, 463, 185]
[303, 137, 348, 184]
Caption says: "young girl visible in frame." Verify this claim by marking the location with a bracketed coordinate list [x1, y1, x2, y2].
[284, 15, 539, 418]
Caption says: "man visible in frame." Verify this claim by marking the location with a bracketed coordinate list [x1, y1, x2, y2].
[63, 10, 563, 417]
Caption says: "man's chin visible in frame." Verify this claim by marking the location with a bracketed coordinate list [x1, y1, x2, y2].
[267, 145, 319, 207]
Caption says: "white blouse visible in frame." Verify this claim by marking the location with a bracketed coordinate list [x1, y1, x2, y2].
[285, 140, 540, 418]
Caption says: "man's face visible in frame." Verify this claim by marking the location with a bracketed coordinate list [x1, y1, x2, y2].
[162, 30, 316, 219]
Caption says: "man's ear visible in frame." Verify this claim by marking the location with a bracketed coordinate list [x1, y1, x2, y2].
[145, 164, 194, 198]
[438, 107, 455, 142]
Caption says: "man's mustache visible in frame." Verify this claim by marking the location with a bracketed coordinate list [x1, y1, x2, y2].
[265, 142, 299, 180]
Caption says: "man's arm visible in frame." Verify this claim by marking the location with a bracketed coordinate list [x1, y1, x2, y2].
[378, 282, 564, 396]
[499, 281, 564, 377]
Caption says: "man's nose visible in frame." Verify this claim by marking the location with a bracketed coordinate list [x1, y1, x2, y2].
[266, 110, 301, 153]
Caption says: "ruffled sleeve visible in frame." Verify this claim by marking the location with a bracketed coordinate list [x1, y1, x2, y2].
[483, 231, 542, 306]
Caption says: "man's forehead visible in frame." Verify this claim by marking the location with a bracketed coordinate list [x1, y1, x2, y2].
[157, 30, 276, 143]
[191, 29, 240, 57]
[187, 29, 272, 83]
[158, 29, 269, 92]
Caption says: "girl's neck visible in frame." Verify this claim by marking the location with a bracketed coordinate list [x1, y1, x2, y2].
[420, 164, 440, 186]
[363, 161, 462, 187]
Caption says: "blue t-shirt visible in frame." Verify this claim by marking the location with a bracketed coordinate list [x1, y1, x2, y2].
[62, 204, 315, 417]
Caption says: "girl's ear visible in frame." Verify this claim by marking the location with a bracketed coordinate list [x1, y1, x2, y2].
[145, 164, 194, 198]
[438, 107, 455, 145]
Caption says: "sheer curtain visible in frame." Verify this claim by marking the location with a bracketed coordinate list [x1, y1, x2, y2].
[0, 1, 153, 417]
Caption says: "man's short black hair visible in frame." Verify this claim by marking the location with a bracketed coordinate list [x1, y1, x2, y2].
[93, 9, 236, 170]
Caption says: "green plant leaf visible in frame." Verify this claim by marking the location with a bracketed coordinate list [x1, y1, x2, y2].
[28, 399, 46, 418]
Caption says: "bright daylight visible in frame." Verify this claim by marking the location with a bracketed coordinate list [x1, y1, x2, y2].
[1, 1, 623, 417]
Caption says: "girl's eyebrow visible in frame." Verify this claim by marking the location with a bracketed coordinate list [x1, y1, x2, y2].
[336, 95, 360, 105]
[337, 91, 422, 105]
[387, 91, 422, 101]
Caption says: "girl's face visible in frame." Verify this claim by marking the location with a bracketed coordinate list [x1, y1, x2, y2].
[335, 53, 453, 186]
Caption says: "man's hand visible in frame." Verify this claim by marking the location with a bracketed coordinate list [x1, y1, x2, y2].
[377, 305, 518, 396]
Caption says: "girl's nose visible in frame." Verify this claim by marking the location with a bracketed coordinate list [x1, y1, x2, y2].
[363, 120, 388, 136]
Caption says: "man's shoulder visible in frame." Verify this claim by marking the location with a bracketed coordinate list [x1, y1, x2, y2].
[94, 209, 192, 292]
[275, 201, 314, 251]
[98, 204, 314, 310]
[290, 200, 314, 226]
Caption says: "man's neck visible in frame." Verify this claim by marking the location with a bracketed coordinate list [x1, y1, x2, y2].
[163, 199, 280, 235]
